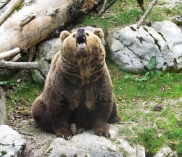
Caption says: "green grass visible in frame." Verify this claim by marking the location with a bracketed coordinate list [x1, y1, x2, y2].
[1, 70, 42, 111]
[108, 61, 182, 102]
[77, 0, 182, 31]
[107, 61, 182, 155]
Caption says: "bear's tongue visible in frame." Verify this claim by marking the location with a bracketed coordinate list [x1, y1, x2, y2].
[77, 43, 86, 50]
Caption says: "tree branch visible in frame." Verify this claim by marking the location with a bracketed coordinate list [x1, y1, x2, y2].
[99, 0, 116, 14]
[0, 60, 39, 69]
[0, 47, 20, 60]
[137, 0, 158, 28]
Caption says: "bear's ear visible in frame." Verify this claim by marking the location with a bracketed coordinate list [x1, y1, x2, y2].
[60, 31, 70, 43]
[93, 28, 104, 39]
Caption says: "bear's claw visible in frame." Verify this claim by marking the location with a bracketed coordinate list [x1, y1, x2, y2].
[55, 128, 72, 140]
[95, 131, 111, 138]
[108, 116, 121, 124]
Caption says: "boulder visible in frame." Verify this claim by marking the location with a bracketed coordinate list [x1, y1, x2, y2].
[46, 132, 122, 157]
[0, 125, 26, 157]
[117, 139, 145, 157]
[0, 87, 7, 125]
[108, 21, 182, 73]
[45, 126, 146, 157]
[31, 38, 61, 84]
[154, 147, 177, 157]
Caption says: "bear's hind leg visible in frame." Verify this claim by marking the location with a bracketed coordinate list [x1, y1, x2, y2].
[31, 95, 53, 133]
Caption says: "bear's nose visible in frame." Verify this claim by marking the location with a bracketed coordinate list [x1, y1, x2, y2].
[77, 28, 85, 34]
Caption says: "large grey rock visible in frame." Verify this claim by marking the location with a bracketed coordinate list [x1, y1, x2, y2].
[46, 132, 122, 157]
[0, 87, 7, 125]
[108, 21, 182, 73]
[0, 125, 26, 157]
[161, 0, 181, 8]
[45, 127, 146, 157]
[154, 147, 177, 157]
[46, 133, 122, 157]
[117, 139, 145, 157]
[32, 38, 61, 84]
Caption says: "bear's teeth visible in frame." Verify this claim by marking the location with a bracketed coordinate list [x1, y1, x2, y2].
[77, 43, 86, 49]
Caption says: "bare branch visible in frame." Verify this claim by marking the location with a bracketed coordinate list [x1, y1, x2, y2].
[99, 0, 107, 14]
[137, 0, 158, 28]
[0, 0, 24, 26]
[99, 0, 116, 14]
[0, 60, 39, 69]
[0, 47, 20, 60]
[11, 54, 21, 61]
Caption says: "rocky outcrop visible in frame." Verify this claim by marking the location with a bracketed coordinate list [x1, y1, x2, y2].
[0, 87, 7, 125]
[108, 21, 182, 73]
[31, 38, 61, 84]
[0, 125, 26, 157]
[154, 147, 178, 157]
[45, 130, 145, 157]
[0, 124, 178, 157]
[46, 132, 122, 157]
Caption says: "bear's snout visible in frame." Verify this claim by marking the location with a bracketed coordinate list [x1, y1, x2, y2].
[76, 28, 87, 50]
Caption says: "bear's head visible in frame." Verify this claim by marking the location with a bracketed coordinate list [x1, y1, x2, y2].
[59, 28, 106, 84]
[60, 28, 105, 59]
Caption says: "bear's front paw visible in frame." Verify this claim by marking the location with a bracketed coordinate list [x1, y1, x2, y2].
[54, 128, 72, 140]
[94, 128, 111, 138]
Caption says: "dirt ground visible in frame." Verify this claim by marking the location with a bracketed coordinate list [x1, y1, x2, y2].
[8, 114, 56, 157]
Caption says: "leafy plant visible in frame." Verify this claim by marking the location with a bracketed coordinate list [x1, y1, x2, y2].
[147, 56, 156, 70]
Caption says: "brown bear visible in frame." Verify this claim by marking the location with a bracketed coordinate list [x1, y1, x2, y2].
[31, 28, 120, 140]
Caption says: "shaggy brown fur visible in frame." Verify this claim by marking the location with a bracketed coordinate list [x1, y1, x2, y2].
[31, 28, 120, 139]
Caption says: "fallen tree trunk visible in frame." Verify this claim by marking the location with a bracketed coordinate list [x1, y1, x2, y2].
[0, 0, 104, 54]
[0, 0, 73, 53]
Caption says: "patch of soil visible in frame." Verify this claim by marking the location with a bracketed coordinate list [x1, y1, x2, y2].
[8, 111, 56, 157]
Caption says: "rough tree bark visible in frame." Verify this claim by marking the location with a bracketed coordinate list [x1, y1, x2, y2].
[0, 0, 24, 26]
[0, 0, 104, 54]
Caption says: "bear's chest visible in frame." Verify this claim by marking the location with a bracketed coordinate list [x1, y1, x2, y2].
[71, 85, 98, 110]
[62, 56, 105, 85]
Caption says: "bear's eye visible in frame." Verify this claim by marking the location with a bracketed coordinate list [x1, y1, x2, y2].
[86, 33, 89, 36]
[73, 34, 75, 38]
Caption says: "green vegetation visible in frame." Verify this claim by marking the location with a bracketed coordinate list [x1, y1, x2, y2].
[0, 71, 42, 112]
[77, 0, 182, 31]
[108, 60, 182, 156]
[1, 0, 182, 156]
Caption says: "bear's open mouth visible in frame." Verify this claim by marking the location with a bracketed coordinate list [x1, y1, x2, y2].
[76, 35, 86, 50]
[76, 29, 87, 50]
